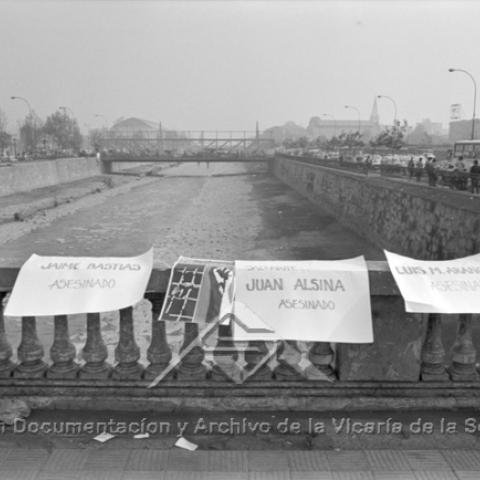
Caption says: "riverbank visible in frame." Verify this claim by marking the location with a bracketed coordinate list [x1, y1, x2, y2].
[0, 163, 178, 248]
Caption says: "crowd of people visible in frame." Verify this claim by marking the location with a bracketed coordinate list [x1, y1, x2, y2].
[406, 156, 480, 193]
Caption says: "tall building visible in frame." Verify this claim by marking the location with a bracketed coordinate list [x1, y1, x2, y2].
[306, 98, 382, 141]
[449, 119, 480, 142]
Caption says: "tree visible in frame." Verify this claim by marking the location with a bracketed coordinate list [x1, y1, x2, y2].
[88, 128, 105, 152]
[370, 120, 408, 150]
[19, 113, 42, 154]
[407, 123, 432, 146]
[324, 131, 364, 149]
[0, 109, 11, 151]
[282, 136, 310, 149]
[42, 111, 82, 152]
[0, 132, 11, 151]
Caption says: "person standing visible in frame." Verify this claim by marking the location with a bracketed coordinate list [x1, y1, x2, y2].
[415, 157, 423, 182]
[425, 159, 434, 186]
[470, 159, 480, 194]
[455, 156, 468, 190]
[407, 157, 415, 178]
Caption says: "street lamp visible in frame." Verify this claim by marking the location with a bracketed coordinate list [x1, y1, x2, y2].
[344, 105, 361, 133]
[11, 95, 37, 155]
[321, 113, 337, 137]
[377, 95, 398, 126]
[448, 67, 477, 140]
[10, 96, 33, 116]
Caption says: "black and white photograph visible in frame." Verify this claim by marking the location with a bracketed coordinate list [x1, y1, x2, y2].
[0, 0, 480, 478]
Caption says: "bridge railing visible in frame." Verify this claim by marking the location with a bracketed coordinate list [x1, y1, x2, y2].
[0, 262, 478, 411]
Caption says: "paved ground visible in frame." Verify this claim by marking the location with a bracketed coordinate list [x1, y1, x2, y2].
[0, 446, 478, 479]
[0, 408, 480, 478]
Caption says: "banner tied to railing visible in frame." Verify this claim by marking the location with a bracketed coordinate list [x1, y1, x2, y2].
[159, 256, 234, 324]
[4, 249, 153, 317]
[159, 256, 373, 343]
[385, 250, 480, 313]
[233, 257, 373, 343]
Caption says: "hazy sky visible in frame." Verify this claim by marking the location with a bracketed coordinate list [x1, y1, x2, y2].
[1, 0, 480, 133]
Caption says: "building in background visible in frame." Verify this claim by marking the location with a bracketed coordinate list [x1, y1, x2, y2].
[407, 119, 448, 146]
[101, 117, 188, 154]
[449, 119, 480, 143]
[306, 98, 382, 141]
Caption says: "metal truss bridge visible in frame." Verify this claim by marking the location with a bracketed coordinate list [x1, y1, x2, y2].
[98, 130, 275, 163]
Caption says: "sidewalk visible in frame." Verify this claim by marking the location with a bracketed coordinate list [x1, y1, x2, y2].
[0, 446, 477, 479]
[0, 408, 479, 479]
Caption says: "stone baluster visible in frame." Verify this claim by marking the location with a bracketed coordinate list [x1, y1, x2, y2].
[0, 292, 14, 377]
[211, 323, 241, 382]
[450, 314, 479, 381]
[176, 322, 207, 381]
[305, 342, 336, 381]
[14, 316, 47, 378]
[113, 307, 144, 380]
[144, 293, 173, 381]
[244, 340, 273, 382]
[274, 340, 303, 381]
[48, 315, 79, 379]
[80, 313, 111, 379]
[421, 313, 448, 381]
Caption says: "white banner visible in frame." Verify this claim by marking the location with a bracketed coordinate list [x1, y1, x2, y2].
[232, 257, 373, 343]
[385, 250, 480, 313]
[5, 249, 153, 317]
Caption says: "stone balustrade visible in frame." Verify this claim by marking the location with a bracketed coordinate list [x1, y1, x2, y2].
[0, 262, 478, 412]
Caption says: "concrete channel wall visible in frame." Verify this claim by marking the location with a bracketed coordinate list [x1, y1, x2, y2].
[0, 157, 102, 196]
[0, 158, 157, 196]
[272, 154, 480, 260]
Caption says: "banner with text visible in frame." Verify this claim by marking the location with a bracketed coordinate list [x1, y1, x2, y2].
[385, 250, 480, 313]
[4, 249, 153, 317]
[232, 257, 373, 343]
[159, 257, 234, 323]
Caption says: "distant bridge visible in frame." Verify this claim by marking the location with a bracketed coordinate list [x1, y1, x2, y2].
[102, 153, 272, 163]
[98, 130, 275, 158]
[100, 152, 272, 172]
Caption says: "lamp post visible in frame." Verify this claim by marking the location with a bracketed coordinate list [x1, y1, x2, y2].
[377, 95, 398, 127]
[11, 96, 33, 116]
[448, 68, 477, 140]
[344, 105, 361, 134]
[321, 113, 337, 138]
[11, 95, 37, 155]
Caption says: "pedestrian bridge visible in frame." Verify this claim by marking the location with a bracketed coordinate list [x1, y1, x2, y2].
[98, 129, 275, 166]
[102, 153, 272, 164]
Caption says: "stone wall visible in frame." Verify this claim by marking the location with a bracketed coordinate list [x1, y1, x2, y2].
[0, 157, 102, 196]
[272, 155, 480, 260]
[0, 158, 157, 196]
